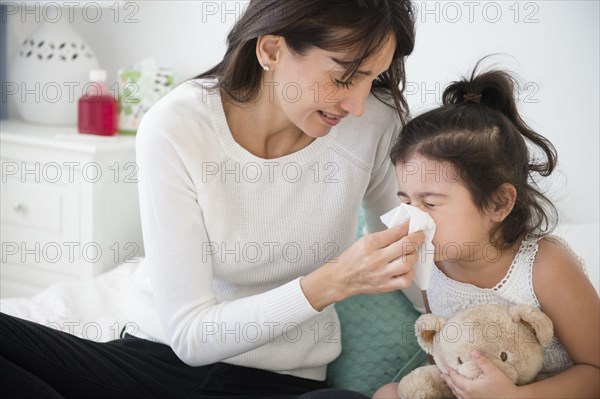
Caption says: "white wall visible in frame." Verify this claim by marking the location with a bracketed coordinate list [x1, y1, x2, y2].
[403, 0, 599, 226]
[4, 0, 599, 224]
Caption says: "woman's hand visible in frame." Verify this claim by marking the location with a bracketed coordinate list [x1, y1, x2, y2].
[300, 222, 425, 311]
[441, 351, 520, 399]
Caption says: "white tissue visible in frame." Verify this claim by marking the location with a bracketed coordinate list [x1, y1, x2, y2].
[380, 203, 437, 290]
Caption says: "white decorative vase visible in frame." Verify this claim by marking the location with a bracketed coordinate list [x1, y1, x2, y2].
[10, 19, 99, 125]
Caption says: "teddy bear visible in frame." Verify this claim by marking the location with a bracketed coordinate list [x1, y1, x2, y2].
[397, 303, 554, 399]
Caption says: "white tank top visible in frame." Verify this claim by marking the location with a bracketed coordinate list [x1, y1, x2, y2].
[427, 235, 587, 378]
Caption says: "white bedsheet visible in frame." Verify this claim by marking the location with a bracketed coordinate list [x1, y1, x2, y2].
[0, 259, 141, 342]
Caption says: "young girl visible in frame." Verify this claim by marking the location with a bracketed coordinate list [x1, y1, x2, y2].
[374, 64, 599, 398]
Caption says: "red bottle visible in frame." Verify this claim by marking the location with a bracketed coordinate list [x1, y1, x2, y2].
[78, 69, 118, 136]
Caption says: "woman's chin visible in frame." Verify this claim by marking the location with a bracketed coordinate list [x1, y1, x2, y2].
[303, 124, 333, 138]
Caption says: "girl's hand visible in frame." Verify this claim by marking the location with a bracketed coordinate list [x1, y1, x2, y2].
[441, 351, 520, 399]
[301, 222, 425, 311]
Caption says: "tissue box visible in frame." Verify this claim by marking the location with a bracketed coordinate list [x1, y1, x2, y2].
[117, 67, 175, 134]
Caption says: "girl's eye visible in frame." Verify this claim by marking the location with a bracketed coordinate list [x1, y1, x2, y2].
[424, 202, 436, 208]
[333, 79, 354, 89]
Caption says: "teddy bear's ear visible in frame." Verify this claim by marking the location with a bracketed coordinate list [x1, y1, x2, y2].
[508, 304, 554, 348]
[414, 314, 447, 354]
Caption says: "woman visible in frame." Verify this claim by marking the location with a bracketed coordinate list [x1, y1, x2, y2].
[0, 1, 423, 397]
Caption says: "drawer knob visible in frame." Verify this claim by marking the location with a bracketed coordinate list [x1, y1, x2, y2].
[13, 202, 25, 212]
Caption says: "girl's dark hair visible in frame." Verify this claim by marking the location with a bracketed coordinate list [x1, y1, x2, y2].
[390, 58, 558, 247]
[193, 0, 416, 123]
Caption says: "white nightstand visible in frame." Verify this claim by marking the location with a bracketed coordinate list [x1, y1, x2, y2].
[1, 119, 144, 298]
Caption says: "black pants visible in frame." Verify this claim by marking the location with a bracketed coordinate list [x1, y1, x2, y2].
[0, 313, 368, 399]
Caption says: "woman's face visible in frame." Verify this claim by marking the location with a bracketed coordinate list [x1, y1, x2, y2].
[266, 34, 397, 138]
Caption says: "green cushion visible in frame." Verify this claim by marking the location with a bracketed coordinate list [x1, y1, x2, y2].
[326, 291, 426, 396]
[326, 209, 427, 396]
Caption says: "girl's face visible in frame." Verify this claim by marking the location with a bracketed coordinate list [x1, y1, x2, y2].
[268, 34, 397, 138]
[395, 154, 497, 264]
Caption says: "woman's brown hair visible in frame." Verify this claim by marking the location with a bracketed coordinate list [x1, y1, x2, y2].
[193, 0, 416, 123]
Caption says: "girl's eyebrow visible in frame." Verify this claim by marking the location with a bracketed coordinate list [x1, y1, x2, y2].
[397, 191, 448, 198]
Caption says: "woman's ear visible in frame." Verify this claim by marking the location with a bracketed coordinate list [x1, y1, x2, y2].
[489, 183, 517, 222]
[256, 35, 283, 70]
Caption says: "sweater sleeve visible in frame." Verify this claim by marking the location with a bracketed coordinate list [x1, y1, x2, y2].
[135, 113, 320, 366]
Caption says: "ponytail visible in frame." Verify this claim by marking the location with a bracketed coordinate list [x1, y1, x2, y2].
[442, 62, 557, 176]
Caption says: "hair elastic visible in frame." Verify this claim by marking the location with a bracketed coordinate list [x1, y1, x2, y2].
[463, 93, 482, 104]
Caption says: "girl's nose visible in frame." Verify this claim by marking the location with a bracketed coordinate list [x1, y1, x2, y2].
[414, 203, 428, 212]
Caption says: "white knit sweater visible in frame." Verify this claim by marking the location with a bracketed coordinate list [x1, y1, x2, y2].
[122, 79, 401, 380]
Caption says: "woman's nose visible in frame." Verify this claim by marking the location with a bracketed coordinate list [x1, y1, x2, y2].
[338, 81, 371, 117]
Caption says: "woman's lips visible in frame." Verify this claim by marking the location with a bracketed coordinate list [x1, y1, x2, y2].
[318, 110, 344, 126]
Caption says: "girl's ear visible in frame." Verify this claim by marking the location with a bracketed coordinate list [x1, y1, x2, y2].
[415, 313, 447, 355]
[256, 35, 283, 70]
[489, 183, 517, 222]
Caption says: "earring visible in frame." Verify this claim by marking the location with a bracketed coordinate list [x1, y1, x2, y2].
[262, 64, 270, 72]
